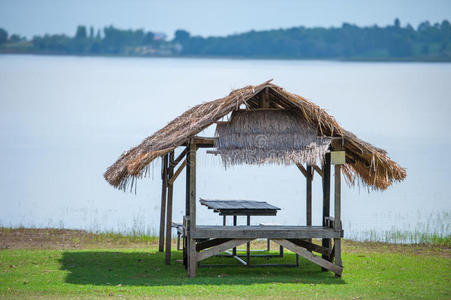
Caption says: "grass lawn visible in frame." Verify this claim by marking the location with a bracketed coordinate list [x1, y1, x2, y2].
[0, 229, 450, 299]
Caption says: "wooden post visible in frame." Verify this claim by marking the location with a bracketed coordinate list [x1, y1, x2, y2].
[183, 147, 190, 268]
[322, 152, 331, 270]
[233, 215, 237, 256]
[246, 215, 250, 265]
[158, 154, 168, 252]
[165, 151, 175, 265]
[306, 164, 313, 244]
[334, 163, 343, 276]
[187, 141, 197, 278]
[306, 165, 312, 226]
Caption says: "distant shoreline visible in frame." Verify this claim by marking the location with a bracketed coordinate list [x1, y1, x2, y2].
[1, 51, 451, 63]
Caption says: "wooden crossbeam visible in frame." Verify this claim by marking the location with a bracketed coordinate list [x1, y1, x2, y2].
[296, 163, 308, 178]
[196, 238, 232, 251]
[312, 164, 323, 177]
[288, 239, 332, 256]
[171, 147, 188, 167]
[272, 239, 342, 276]
[197, 239, 253, 262]
[168, 159, 186, 185]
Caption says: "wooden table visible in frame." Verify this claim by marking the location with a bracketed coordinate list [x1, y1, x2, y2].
[200, 199, 297, 267]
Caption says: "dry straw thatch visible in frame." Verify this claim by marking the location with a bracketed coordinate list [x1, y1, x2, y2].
[104, 79, 406, 191]
[214, 109, 331, 166]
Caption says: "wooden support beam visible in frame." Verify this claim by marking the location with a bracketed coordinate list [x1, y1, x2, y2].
[296, 163, 308, 178]
[165, 151, 175, 265]
[158, 155, 168, 252]
[272, 239, 342, 276]
[288, 239, 332, 256]
[183, 136, 216, 148]
[322, 153, 331, 270]
[197, 239, 253, 262]
[168, 159, 186, 185]
[312, 164, 323, 178]
[196, 238, 232, 251]
[334, 163, 343, 276]
[183, 149, 190, 269]
[187, 141, 197, 278]
[261, 87, 270, 108]
[306, 165, 312, 227]
[246, 215, 251, 265]
[171, 147, 188, 168]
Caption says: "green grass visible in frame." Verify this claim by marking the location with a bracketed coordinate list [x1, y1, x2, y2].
[1, 246, 450, 299]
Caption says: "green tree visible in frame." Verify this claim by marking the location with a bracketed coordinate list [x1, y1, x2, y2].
[75, 26, 87, 40]
[0, 28, 8, 45]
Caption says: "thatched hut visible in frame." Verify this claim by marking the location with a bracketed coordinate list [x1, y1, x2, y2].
[104, 79, 406, 278]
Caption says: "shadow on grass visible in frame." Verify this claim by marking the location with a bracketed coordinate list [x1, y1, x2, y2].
[60, 250, 345, 286]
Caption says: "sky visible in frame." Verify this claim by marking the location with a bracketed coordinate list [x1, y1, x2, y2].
[1, 0, 451, 38]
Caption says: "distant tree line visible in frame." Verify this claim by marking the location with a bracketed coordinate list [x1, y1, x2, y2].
[1, 19, 450, 60]
[174, 19, 451, 60]
[0, 25, 175, 56]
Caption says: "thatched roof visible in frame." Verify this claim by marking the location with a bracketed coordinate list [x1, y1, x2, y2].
[104, 80, 406, 191]
[214, 109, 331, 166]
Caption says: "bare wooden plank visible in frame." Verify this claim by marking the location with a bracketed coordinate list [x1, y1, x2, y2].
[200, 199, 280, 211]
[168, 159, 186, 185]
[191, 226, 342, 239]
[165, 151, 175, 265]
[158, 154, 168, 252]
[197, 239, 253, 262]
[272, 239, 342, 276]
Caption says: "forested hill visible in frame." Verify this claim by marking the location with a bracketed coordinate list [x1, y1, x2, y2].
[1, 19, 450, 61]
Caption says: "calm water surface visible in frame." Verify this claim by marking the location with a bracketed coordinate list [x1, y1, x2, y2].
[0, 55, 450, 240]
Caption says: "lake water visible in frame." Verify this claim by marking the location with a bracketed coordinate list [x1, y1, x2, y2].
[0, 55, 450, 241]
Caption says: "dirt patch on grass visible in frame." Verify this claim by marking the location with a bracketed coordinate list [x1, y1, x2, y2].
[1, 228, 449, 258]
[342, 239, 451, 258]
[0, 228, 158, 250]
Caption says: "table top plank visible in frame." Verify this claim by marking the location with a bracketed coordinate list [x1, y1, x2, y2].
[200, 199, 281, 215]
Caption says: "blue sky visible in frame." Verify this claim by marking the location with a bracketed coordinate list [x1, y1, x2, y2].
[1, 0, 451, 38]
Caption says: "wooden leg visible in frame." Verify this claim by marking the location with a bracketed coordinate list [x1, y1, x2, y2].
[165, 174, 174, 263]
[188, 238, 197, 278]
[159, 155, 168, 252]
[183, 236, 187, 269]
[334, 238, 342, 277]
[232, 215, 237, 256]
[165, 152, 174, 264]
[246, 215, 250, 266]
[177, 233, 181, 251]
[322, 153, 331, 270]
